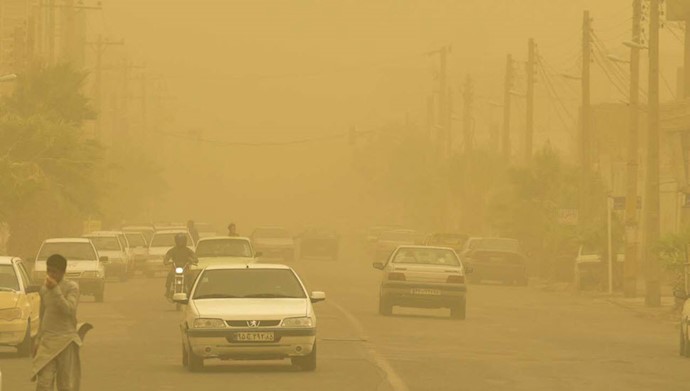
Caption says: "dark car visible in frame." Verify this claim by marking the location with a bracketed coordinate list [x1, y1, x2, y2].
[297, 228, 340, 260]
[463, 249, 528, 286]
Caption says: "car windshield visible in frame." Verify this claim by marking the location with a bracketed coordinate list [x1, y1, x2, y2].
[37, 242, 97, 261]
[86, 237, 121, 251]
[193, 269, 306, 299]
[380, 231, 417, 242]
[125, 233, 146, 247]
[392, 248, 460, 266]
[150, 233, 186, 247]
[0, 265, 19, 291]
[253, 228, 290, 238]
[196, 239, 252, 257]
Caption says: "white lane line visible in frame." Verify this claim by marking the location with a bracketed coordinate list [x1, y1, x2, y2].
[328, 300, 409, 391]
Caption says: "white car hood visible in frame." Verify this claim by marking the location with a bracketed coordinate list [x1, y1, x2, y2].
[254, 238, 294, 247]
[192, 298, 308, 319]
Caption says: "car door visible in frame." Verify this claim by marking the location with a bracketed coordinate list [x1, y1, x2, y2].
[16, 260, 40, 335]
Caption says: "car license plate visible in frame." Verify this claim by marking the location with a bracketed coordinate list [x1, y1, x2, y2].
[233, 332, 275, 342]
[410, 288, 441, 296]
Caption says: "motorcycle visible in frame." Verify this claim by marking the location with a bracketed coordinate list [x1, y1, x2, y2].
[168, 265, 188, 311]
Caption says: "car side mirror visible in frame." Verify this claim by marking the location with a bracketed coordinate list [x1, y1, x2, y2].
[173, 293, 189, 304]
[372, 262, 385, 270]
[25, 285, 41, 294]
[255, 252, 263, 258]
[99, 256, 109, 264]
[310, 291, 326, 303]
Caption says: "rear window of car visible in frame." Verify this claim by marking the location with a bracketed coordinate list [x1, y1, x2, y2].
[150, 233, 191, 247]
[86, 237, 121, 252]
[37, 242, 97, 261]
[193, 269, 306, 299]
[392, 248, 460, 266]
[125, 233, 147, 247]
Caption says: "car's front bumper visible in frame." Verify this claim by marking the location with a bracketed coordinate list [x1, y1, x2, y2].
[185, 327, 316, 359]
[0, 319, 28, 346]
[381, 281, 467, 308]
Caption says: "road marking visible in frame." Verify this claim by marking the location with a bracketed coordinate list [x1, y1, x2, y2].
[328, 300, 409, 391]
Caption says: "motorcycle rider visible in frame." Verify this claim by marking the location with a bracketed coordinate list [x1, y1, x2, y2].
[163, 233, 198, 298]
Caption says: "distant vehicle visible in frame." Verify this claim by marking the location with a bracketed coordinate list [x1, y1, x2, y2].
[122, 225, 155, 245]
[460, 237, 522, 258]
[174, 263, 325, 372]
[84, 232, 131, 281]
[189, 237, 260, 280]
[373, 246, 468, 319]
[424, 233, 468, 254]
[0, 257, 40, 356]
[32, 238, 108, 302]
[574, 245, 623, 290]
[374, 229, 421, 261]
[123, 231, 149, 271]
[364, 225, 401, 252]
[251, 226, 296, 261]
[297, 227, 339, 260]
[462, 249, 528, 286]
[144, 229, 194, 278]
[195, 223, 218, 239]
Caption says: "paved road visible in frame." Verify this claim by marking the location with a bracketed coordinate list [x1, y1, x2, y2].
[2, 246, 690, 390]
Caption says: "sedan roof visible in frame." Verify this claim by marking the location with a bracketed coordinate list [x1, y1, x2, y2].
[44, 238, 91, 244]
[204, 263, 291, 271]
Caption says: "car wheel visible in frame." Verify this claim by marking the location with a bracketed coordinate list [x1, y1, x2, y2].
[188, 344, 204, 372]
[378, 297, 393, 316]
[292, 343, 317, 371]
[182, 344, 189, 367]
[16, 320, 32, 357]
[450, 300, 466, 320]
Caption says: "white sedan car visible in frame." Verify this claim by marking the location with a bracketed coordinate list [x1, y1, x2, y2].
[175, 264, 325, 372]
[189, 237, 260, 281]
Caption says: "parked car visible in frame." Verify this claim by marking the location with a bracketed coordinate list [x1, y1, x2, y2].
[373, 246, 468, 319]
[462, 249, 528, 286]
[0, 257, 40, 356]
[574, 245, 624, 290]
[189, 237, 260, 281]
[174, 263, 325, 372]
[459, 237, 522, 258]
[297, 228, 339, 260]
[251, 226, 296, 261]
[32, 238, 107, 302]
[144, 229, 195, 278]
[83, 232, 131, 281]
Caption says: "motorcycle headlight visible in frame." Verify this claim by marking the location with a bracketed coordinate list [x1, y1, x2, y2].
[281, 317, 313, 328]
[193, 318, 226, 329]
[0, 307, 23, 321]
[175, 267, 184, 274]
[82, 271, 100, 278]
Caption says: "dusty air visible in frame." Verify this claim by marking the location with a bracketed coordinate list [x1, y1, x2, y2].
[1, 0, 690, 390]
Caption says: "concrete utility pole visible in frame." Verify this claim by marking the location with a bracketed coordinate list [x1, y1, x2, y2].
[88, 36, 124, 142]
[624, 0, 643, 298]
[502, 54, 514, 161]
[462, 75, 474, 155]
[580, 11, 592, 221]
[645, 0, 662, 307]
[438, 46, 451, 159]
[525, 38, 536, 163]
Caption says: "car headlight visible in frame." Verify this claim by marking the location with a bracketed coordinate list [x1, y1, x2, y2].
[281, 317, 313, 328]
[0, 307, 23, 321]
[193, 318, 226, 329]
[82, 271, 101, 278]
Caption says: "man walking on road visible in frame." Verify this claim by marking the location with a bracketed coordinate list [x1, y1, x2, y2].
[32, 254, 91, 391]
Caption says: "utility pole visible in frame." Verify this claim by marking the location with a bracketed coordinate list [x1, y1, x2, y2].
[462, 75, 474, 155]
[526, 38, 536, 163]
[502, 54, 514, 161]
[645, 0, 661, 307]
[88, 36, 124, 142]
[624, 0, 643, 298]
[438, 45, 450, 159]
[580, 11, 592, 221]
